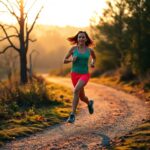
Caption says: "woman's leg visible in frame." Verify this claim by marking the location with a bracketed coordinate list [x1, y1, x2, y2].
[72, 79, 86, 114]
[79, 86, 94, 114]
[79, 88, 89, 105]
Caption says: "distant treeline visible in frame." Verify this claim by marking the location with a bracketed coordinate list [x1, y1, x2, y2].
[93, 0, 150, 80]
[1, 0, 149, 82]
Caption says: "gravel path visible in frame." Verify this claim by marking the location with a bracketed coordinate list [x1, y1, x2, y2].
[1, 77, 149, 150]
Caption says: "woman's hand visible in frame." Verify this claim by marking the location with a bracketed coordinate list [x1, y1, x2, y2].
[90, 49, 96, 68]
[64, 56, 77, 64]
[90, 59, 95, 68]
[63, 47, 76, 64]
[72, 56, 77, 62]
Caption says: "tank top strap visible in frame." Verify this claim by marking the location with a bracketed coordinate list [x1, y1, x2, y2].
[72, 47, 78, 56]
[86, 48, 90, 55]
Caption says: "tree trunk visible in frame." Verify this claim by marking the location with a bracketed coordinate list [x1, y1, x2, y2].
[20, 52, 27, 84]
[19, 0, 27, 84]
[0, 0, 42, 84]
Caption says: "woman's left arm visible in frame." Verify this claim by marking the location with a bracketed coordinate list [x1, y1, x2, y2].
[90, 48, 96, 68]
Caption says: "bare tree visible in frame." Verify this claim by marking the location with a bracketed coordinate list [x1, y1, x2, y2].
[0, 0, 43, 84]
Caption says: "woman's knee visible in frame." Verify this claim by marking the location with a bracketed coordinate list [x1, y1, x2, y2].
[73, 80, 85, 95]
[73, 88, 80, 95]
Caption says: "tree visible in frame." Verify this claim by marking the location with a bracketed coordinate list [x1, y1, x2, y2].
[126, 0, 150, 75]
[0, 0, 43, 84]
[93, 0, 150, 78]
[93, 0, 129, 71]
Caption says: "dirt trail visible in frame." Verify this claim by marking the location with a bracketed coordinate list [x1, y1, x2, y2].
[1, 76, 149, 150]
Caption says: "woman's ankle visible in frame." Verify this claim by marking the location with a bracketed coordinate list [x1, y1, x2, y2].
[71, 111, 75, 115]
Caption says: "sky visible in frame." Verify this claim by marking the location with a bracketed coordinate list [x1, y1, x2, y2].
[0, 0, 107, 27]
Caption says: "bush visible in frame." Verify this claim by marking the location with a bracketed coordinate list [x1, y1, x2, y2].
[119, 66, 137, 82]
[90, 69, 104, 77]
[0, 80, 58, 120]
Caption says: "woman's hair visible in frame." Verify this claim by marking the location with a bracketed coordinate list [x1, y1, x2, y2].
[67, 31, 93, 47]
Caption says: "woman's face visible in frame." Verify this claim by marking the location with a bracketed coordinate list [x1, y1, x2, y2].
[77, 33, 87, 45]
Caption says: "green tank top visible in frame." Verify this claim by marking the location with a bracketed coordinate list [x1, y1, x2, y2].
[72, 47, 90, 74]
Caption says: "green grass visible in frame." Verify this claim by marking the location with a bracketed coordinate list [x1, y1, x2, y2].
[0, 81, 72, 146]
[111, 120, 150, 150]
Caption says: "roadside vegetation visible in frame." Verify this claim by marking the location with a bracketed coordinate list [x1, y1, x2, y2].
[90, 70, 150, 149]
[91, 70, 150, 103]
[111, 120, 150, 149]
[90, 0, 150, 147]
[0, 0, 149, 148]
[0, 79, 72, 146]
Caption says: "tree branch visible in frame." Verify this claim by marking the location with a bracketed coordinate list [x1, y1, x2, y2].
[6, 0, 20, 12]
[7, 0, 19, 10]
[24, 0, 38, 20]
[0, 35, 18, 42]
[25, 6, 43, 51]
[2, 24, 19, 35]
[28, 6, 43, 34]
[0, 0, 20, 23]
[0, 45, 12, 54]
[29, 38, 37, 42]
[0, 24, 19, 52]
[15, 0, 20, 8]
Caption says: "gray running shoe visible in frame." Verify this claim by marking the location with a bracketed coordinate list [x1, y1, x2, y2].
[88, 100, 94, 114]
[67, 113, 75, 123]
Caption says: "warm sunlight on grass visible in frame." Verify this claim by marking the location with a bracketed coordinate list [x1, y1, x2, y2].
[0, 81, 72, 146]
[91, 74, 150, 149]
[111, 120, 150, 149]
[91, 73, 150, 103]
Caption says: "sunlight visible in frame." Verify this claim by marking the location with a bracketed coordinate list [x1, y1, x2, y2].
[39, 0, 107, 26]
[0, 0, 45, 24]
[0, 0, 107, 27]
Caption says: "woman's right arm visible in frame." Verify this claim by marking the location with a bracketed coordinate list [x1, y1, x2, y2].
[63, 47, 75, 64]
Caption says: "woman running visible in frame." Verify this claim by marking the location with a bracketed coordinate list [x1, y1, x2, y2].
[63, 31, 96, 123]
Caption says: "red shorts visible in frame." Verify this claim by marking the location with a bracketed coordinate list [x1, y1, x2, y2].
[71, 72, 90, 87]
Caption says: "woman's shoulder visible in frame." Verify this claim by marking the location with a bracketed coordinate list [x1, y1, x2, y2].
[87, 47, 94, 53]
[69, 46, 77, 54]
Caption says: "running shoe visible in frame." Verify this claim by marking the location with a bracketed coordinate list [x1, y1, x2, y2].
[88, 100, 94, 114]
[67, 113, 75, 123]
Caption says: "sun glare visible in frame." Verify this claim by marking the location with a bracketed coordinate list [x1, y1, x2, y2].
[0, 0, 107, 27]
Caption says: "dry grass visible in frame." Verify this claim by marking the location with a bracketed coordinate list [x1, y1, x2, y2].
[91, 74, 150, 103]
[0, 80, 72, 146]
[91, 74, 150, 149]
[111, 120, 150, 149]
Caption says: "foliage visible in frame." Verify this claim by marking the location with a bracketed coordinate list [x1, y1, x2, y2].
[49, 66, 71, 76]
[92, 0, 150, 79]
[91, 71, 150, 103]
[0, 80, 72, 146]
[91, 73, 150, 149]
[93, 0, 129, 70]
[126, 0, 150, 74]
[111, 120, 150, 149]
